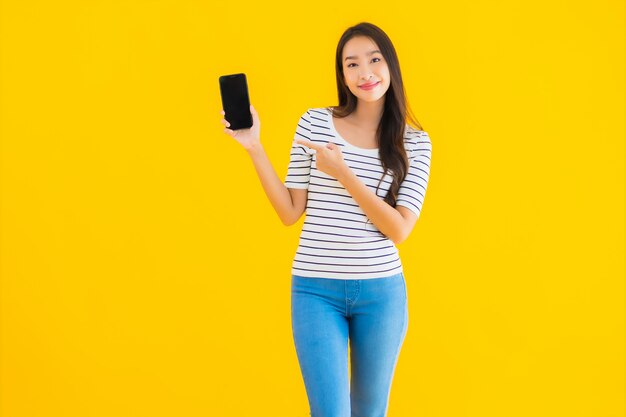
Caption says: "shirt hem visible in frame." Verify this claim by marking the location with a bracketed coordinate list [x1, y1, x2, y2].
[291, 266, 403, 280]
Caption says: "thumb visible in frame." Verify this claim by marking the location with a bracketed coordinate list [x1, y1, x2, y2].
[250, 104, 259, 123]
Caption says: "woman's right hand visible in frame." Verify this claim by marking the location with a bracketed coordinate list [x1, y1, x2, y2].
[220, 104, 261, 152]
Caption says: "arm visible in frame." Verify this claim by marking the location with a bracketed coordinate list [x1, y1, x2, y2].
[247, 144, 307, 226]
[337, 169, 417, 244]
[220, 105, 308, 226]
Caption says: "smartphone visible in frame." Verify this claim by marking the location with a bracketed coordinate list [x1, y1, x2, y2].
[219, 73, 253, 130]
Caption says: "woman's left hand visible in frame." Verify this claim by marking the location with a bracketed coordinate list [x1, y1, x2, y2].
[295, 139, 350, 182]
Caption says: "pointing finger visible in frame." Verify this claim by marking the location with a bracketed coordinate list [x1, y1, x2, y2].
[295, 139, 324, 151]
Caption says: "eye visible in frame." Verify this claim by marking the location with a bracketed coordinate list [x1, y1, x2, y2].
[347, 57, 382, 68]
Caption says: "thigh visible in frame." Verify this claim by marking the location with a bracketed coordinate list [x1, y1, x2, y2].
[291, 276, 351, 417]
[348, 273, 409, 417]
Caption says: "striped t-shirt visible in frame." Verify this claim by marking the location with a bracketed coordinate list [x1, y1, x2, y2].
[284, 107, 432, 280]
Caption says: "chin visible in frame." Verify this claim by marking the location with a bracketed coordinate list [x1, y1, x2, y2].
[359, 93, 385, 102]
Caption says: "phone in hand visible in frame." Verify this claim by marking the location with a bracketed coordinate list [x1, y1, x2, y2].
[219, 73, 253, 130]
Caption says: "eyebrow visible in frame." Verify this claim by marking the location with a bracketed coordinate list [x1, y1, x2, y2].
[344, 50, 381, 61]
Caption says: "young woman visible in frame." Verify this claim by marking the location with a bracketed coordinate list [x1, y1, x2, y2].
[220, 22, 432, 417]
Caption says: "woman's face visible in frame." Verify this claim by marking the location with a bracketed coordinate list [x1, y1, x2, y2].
[341, 36, 390, 103]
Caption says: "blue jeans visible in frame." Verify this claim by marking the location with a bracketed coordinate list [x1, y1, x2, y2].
[291, 272, 409, 417]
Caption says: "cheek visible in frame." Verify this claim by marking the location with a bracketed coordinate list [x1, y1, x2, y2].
[345, 74, 358, 87]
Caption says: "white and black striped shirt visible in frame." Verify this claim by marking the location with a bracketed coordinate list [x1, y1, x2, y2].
[284, 107, 432, 279]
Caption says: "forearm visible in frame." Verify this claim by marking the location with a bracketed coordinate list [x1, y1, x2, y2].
[338, 168, 406, 243]
[246, 143, 296, 225]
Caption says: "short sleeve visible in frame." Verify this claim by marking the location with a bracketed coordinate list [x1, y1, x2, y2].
[284, 109, 314, 189]
[395, 131, 433, 218]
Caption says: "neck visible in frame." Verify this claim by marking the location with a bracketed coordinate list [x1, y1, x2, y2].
[352, 98, 385, 130]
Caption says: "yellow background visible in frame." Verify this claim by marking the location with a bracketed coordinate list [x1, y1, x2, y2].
[1, 1, 623, 416]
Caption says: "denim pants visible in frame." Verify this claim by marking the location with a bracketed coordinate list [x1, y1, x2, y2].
[291, 272, 409, 417]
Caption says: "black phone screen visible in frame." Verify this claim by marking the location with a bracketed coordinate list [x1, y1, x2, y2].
[219, 73, 253, 130]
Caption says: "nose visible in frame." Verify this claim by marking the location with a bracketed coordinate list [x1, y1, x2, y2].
[357, 63, 374, 81]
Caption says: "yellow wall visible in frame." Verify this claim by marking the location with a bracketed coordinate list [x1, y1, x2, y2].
[1, 1, 623, 416]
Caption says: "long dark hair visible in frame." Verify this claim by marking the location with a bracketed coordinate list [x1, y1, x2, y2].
[327, 22, 423, 207]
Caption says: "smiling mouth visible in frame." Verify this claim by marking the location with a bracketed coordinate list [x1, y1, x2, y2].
[359, 82, 380, 90]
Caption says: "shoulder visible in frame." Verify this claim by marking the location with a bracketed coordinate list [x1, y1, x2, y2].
[293, 108, 334, 151]
[307, 107, 333, 120]
[403, 125, 432, 157]
[404, 124, 430, 140]
[296, 107, 332, 122]
[300, 107, 334, 143]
